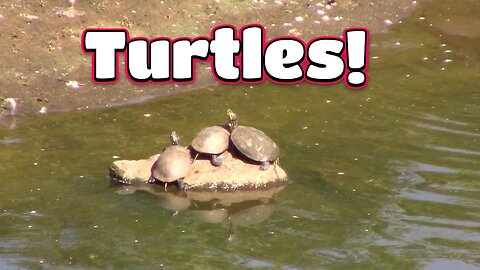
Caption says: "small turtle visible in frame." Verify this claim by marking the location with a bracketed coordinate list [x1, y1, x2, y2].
[191, 126, 230, 166]
[150, 131, 192, 190]
[227, 109, 280, 170]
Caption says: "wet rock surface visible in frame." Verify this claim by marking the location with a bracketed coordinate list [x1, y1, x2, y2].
[109, 154, 160, 185]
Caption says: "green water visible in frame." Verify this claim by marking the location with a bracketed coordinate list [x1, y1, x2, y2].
[1, 0, 480, 269]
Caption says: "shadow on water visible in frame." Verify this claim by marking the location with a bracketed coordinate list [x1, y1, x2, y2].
[0, 0, 480, 269]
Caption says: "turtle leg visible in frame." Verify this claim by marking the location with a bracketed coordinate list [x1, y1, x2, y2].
[211, 154, 223, 166]
[259, 161, 270, 171]
[148, 177, 157, 184]
[164, 182, 168, 192]
[177, 178, 185, 190]
[273, 158, 281, 177]
[193, 153, 199, 163]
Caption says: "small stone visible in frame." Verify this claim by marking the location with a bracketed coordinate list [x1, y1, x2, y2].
[66, 80, 84, 89]
[288, 28, 302, 36]
[20, 13, 39, 21]
[55, 7, 85, 18]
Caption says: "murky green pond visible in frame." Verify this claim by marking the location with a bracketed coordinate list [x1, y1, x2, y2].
[1, 0, 480, 269]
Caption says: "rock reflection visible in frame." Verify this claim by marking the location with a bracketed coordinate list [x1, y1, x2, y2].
[193, 208, 229, 224]
[0, 115, 16, 130]
[112, 182, 285, 239]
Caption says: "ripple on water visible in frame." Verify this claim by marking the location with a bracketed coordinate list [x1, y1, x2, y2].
[233, 254, 303, 270]
[422, 259, 480, 270]
[0, 255, 32, 270]
[0, 138, 22, 145]
[426, 145, 480, 156]
[415, 123, 480, 137]
[419, 113, 469, 126]
[399, 189, 479, 206]
[377, 143, 480, 264]
[306, 248, 368, 264]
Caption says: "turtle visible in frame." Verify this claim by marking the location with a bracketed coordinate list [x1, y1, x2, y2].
[150, 131, 192, 190]
[191, 126, 230, 166]
[227, 109, 280, 170]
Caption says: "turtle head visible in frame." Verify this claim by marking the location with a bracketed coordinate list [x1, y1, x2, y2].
[227, 109, 238, 130]
[170, 131, 180, 145]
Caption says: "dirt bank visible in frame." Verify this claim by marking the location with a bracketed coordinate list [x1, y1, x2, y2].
[0, 0, 418, 114]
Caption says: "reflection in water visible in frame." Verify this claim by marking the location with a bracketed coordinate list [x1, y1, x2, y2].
[113, 182, 285, 240]
[226, 203, 276, 242]
[0, 115, 16, 130]
[193, 208, 229, 224]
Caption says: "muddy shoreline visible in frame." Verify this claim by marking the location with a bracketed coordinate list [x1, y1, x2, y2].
[0, 0, 419, 115]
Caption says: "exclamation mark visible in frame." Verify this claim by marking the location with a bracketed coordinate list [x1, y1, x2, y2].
[346, 29, 368, 88]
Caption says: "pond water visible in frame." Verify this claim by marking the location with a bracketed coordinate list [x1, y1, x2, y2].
[1, 0, 479, 269]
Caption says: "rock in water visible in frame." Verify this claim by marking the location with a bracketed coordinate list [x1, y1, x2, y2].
[109, 151, 288, 191]
[109, 154, 160, 185]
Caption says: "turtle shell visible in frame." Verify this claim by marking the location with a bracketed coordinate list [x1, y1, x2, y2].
[152, 145, 192, 182]
[230, 126, 280, 162]
[191, 126, 230, 155]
